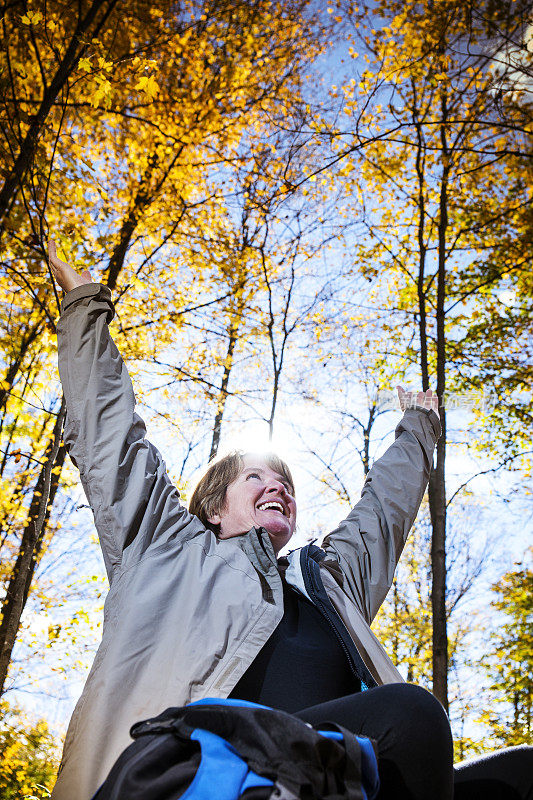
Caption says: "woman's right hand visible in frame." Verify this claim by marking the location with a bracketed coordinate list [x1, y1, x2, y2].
[397, 385, 440, 418]
[48, 240, 93, 293]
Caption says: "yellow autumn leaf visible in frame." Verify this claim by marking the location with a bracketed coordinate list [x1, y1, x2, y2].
[98, 56, 113, 72]
[78, 57, 92, 72]
[135, 74, 160, 99]
[21, 10, 43, 25]
[90, 76, 113, 108]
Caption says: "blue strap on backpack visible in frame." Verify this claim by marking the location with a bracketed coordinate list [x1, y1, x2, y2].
[181, 725, 274, 799]
[92, 697, 380, 800]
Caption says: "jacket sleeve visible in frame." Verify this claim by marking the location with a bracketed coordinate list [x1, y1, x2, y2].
[321, 408, 441, 623]
[56, 283, 204, 581]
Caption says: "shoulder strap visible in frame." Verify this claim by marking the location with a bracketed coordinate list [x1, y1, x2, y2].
[317, 722, 379, 800]
[180, 728, 273, 800]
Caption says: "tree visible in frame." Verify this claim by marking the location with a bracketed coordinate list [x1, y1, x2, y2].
[0, 400, 66, 696]
[0, 0, 122, 231]
[371, 500, 493, 753]
[0, 702, 60, 799]
[0, 0, 329, 696]
[479, 554, 533, 746]
[327, 0, 533, 708]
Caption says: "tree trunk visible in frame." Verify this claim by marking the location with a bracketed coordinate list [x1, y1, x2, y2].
[0, 398, 66, 696]
[412, 87, 449, 708]
[105, 155, 160, 290]
[362, 403, 376, 476]
[106, 208, 142, 292]
[428, 415, 447, 709]
[429, 87, 450, 711]
[413, 106, 429, 391]
[105, 146, 189, 292]
[266, 366, 280, 442]
[209, 314, 240, 461]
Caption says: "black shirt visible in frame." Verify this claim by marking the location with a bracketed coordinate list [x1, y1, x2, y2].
[229, 575, 360, 713]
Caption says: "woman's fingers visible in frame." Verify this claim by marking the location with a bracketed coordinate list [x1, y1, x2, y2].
[396, 385, 411, 411]
[48, 239, 59, 271]
[397, 386, 440, 417]
[48, 239, 69, 280]
[48, 239, 92, 293]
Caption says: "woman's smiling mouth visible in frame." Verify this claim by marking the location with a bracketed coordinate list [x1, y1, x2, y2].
[257, 501, 286, 516]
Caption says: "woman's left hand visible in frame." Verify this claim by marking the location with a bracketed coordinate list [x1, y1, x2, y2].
[48, 239, 92, 293]
[397, 386, 440, 418]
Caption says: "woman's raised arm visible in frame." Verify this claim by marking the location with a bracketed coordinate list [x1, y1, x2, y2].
[321, 390, 441, 623]
[50, 241, 203, 582]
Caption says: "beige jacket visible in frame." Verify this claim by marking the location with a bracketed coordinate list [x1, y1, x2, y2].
[52, 283, 441, 800]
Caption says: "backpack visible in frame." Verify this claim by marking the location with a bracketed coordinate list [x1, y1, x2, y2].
[91, 698, 380, 800]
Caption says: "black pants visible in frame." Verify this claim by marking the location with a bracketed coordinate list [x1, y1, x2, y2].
[294, 684, 533, 800]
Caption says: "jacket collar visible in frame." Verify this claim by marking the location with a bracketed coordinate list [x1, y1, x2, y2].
[237, 526, 279, 573]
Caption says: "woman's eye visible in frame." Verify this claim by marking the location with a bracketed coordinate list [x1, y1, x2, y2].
[246, 472, 261, 480]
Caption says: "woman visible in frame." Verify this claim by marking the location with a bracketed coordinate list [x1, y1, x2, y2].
[48, 243, 531, 800]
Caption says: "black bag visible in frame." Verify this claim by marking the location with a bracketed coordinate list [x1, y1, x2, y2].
[91, 698, 380, 800]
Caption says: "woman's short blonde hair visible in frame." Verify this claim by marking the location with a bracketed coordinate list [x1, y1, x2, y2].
[189, 450, 295, 533]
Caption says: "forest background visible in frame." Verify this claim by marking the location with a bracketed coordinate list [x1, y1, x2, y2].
[0, 0, 531, 796]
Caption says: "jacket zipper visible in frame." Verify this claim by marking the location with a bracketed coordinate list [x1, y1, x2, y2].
[302, 553, 375, 689]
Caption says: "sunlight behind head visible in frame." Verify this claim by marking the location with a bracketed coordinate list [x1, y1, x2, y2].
[187, 421, 302, 554]
[230, 422, 295, 465]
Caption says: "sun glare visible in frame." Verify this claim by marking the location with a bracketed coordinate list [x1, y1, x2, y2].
[229, 421, 297, 465]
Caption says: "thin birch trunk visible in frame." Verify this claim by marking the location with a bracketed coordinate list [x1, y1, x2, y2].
[0, 398, 66, 696]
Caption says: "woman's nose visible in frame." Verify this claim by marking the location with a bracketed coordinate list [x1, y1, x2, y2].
[265, 479, 286, 494]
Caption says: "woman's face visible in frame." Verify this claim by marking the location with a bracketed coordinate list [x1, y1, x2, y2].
[208, 454, 297, 554]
